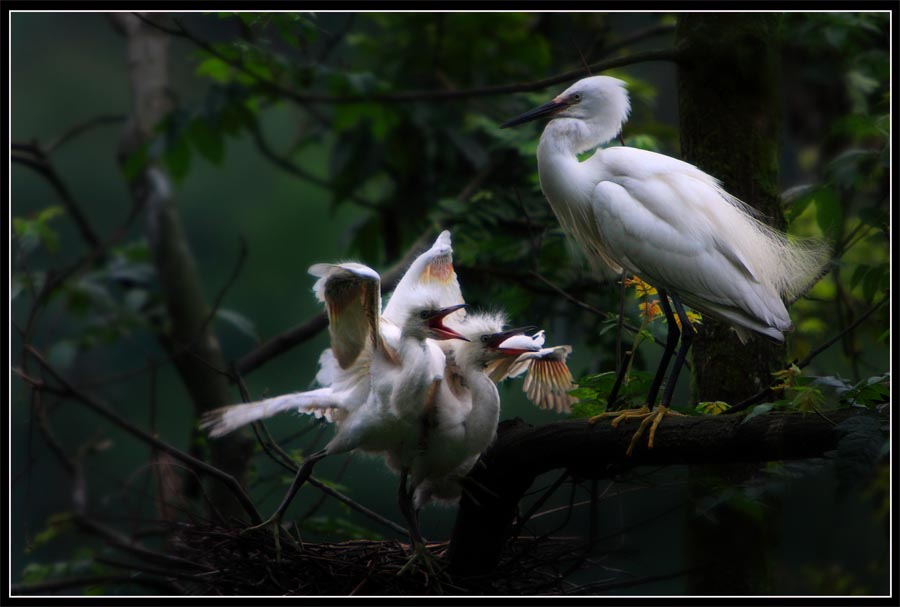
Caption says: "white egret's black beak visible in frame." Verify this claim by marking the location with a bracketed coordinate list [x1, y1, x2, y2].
[486, 326, 538, 348]
[500, 98, 570, 129]
[426, 304, 470, 341]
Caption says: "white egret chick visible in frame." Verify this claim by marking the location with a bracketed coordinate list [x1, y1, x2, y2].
[406, 316, 577, 513]
[405, 313, 539, 511]
[502, 75, 829, 454]
[202, 261, 468, 538]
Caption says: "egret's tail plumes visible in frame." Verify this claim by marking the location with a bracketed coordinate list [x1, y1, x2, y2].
[200, 388, 341, 438]
[719, 189, 831, 304]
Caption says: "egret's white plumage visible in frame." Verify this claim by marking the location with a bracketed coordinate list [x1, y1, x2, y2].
[405, 314, 577, 510]
[489, 330, 577, 414]
[202, 262, 466, 459]
[407, 312, 538, 509]
[503, 75, 829, 342]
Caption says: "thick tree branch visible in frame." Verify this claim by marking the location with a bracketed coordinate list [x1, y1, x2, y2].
[447, 407, 880, 577]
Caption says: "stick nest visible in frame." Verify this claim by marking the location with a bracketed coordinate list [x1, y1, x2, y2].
[168, 522, 582, 596]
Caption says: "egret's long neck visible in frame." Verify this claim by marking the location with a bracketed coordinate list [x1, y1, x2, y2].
[536, 119, 606, 205]
[536, 120, 623, 273]
[462, 369, 500, 454]
[392, 334, 440, 416]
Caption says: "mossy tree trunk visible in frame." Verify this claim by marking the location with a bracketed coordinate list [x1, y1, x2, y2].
[676, 14, 784, 594]
[113, 13, 254, 520]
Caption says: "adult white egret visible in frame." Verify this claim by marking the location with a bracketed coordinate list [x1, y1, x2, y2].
[501, 75, 829, 453]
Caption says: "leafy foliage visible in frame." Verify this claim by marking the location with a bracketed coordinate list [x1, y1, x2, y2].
[10, 11, 890, 595]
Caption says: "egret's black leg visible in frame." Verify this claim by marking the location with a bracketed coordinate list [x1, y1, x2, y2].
[397, 468, 423, 546]
[589, 288, 679, 429]
[244, 449, 327, 534]
[660, 294, 695, 408]
[645, 289, 680, 407]
[598, 290, 688, 456]
[397, 470, 442, 579]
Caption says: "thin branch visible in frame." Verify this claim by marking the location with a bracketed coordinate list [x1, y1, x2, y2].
[529, 270, 673, 354]
[27, 346, 261, 524]
[197, 236, 248, 338]
[599, 23, 676, 57]
[11, 150, 102, 250]
[44, 113, 127, 154]
[74, 516, 209, 572]
[246, 119, 378, 209]
[138, 13, 678, 105]
[727, 293, 889, 414]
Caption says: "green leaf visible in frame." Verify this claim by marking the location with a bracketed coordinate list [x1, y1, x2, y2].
[790, 385, 825, 413]
[189, 118, 225, 165]
[27, 512, 73, 552]
[121, 142, 150, 182]
[163, 134, 192, 182]
[13, 206, 65, 254]
[741, 403, 773, 425]
[570, 398, 606, 419]
[695, 401, 731, 416]
[813, 188, 842, 238]
[196, 56, 232, 83]
[840, 373, 890, 408]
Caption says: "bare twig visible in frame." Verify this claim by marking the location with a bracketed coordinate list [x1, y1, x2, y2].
[246, 119, 378, 209]
[528, 270, 673, 354]
[198, 236, 249, 339]
[27, 346, 261, 524]
[11, 148, 102, 250]
[44, 113, 127, 154]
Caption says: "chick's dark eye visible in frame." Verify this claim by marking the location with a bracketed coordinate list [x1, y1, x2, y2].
[420, 310, 430, 319]
[481, 335, 490, 343]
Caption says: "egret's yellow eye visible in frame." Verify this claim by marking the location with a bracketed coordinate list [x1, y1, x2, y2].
[572, 93, 582, 102]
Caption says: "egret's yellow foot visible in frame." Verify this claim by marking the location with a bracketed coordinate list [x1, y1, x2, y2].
[587, 404, 651, 427]
[623, 405, 685, 456]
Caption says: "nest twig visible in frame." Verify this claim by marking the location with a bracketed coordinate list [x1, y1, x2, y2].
[163, 522, 588, 595]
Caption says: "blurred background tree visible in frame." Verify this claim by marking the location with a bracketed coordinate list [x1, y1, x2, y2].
[10, 11, 890, 596]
